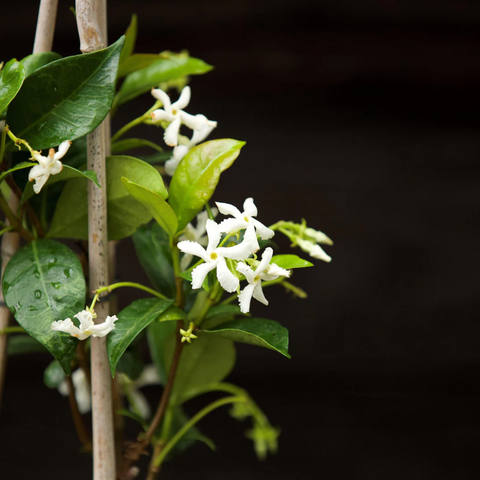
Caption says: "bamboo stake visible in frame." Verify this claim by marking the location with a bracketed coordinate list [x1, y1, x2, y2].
[76, 1, 115, 478]
[0, 0, 59, 413]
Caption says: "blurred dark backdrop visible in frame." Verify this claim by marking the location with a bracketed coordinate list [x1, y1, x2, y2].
[1, 1, 480, 478]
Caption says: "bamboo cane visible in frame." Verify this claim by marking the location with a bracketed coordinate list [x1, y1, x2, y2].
[0, 0, 59, 413]
[76, 1, 116, 478]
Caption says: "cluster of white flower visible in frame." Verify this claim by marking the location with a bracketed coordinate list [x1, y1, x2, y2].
[150, 86, 217, 176]
[51, 308, 118, 340]
[28, 140, 71, 194]
[177, 198, 290, 314]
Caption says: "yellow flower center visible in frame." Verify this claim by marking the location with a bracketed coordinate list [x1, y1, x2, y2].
[210, 252, 218, 260]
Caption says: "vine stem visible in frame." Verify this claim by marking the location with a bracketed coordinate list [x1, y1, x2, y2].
[76, 1, 116, 478]
[110, 102, 161, 143]
[91, 282, 169, 309]
[152, 396, 246, 474]
[0, 0, 59, 413]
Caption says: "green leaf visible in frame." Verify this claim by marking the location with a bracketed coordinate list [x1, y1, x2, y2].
[0, 59, 25, 114]
[2, 239, 86, 374]
[147, 321, 177, 384]
[119, 14, 137, 65]
[107, 297, 173, 377]
[202, 304, 242, 330]
[48, 155, 168, 240]
[7, 335, 47, 355]
[157, 306, 188, 322]
[132, 223, 176, 298]
[169, 139, 245, 231]
[116, 54, 212, 106]
[137, 151, 173, 165]
[7, 37, 125, 150]
[116, 409, 148, 430]
[20, 52, 62, 77]
[121, 178, 178, 237]
[203, 318, 290, 359]
[21, 164, 100, 203]
[111, 138, 163, 154]
[166, 334, 236, 402]
[271, 254, 313, 269]
[116, 347, 145, 381]
[118, 54, 171, 78]
[43, 360, 65, 388]
[0, 161, 36, 184]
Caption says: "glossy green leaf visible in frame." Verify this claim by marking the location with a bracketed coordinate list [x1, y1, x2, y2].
[169, 139, 245, 231]
[165, 334, 236, 402]
[107, 297, 173, 377]
[271, 254, 313, 269]
[21, 52, 62, 77]
[43, 360, 65, 388]
[122, 178, 178, 237]
[0, 161, 36, 184]
[147, 321, 177, 384]
[116, 347, 145, 381]
[116, 54, 212, 106]
[111, 138, 163, 154]
[0, 59, 25, 114]
[137, 151, 173, 165]
[21, 164, 100, 202]
[2, 240, 86, 373]
[7, 37, 125, 150]
[203, 318, 290, 359]
[118, 54, 171, 78]
[48, 155, 168, 240]
[7, 335, 47, 355]
[119, 14, 137, 66]
[202, 304, 242, 330]
[132, 223, 176, 298]
[157, 306, 188, 322]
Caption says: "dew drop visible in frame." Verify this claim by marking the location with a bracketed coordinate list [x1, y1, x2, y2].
[63, 268, 73, 278]
[50, 282, 61, 290]
[34, 290, 42, 299]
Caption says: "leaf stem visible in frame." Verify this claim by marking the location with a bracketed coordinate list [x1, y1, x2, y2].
[91, 281, 169, 309]
[4, 126, 36, 156]
[111, 101, 161, 143]
[153, 396, 246, 470]
[0, 326, 24, 335]
[0, 126, 7, 162]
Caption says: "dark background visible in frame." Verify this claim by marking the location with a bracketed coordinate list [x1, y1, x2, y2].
[1, 0, 480, 478]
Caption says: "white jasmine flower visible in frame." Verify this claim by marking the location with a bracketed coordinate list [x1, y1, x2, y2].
[28, 140, 71, 194]
[216, 198, 274, 251]
[164, 115, 218, 176]
[51, 309, 118, 341]
[177, 219, 257, 292]
[57, 368, 91, 414]
[179, 208, 218, 270]
[305, 227, 333, 245]
[296, 238, 331, 263]
[236, 247, 290, 313]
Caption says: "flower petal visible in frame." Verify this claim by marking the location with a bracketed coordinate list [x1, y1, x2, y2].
[75, 310, 94, 331]
[151, 88, 171, 111]
[215, 201, 242, 219]
[256, 247, 274, 274]
[310, 244, 332, 263]
[177, 240, 209, 263]
[164, 117, 181, 147]
[191, 261, 216, 289]
[238, 283, 255, 314]
[136, 364, 160, 388]
[243, 223, 260, 252]
[54, 140, 72, 160]
[243, 198, 258, 217]
[265, 263, 290, 278]
[205, 219, 221, 252]
[72, 369, 92, 414]
[50, 160, 63, 176]
[236, 261, 255, 284]
[151, 109, 175, 123]
[189, 117, 216, 145]
[251, 218, 275, 240]
[165, 156, 181, 176]
[216, 256, 239, 293]
[217, 217, 247, 234]
[180, 253, 193, 271]
[89, 315, 118, 337]
[217, 234, 255, 261]
[172, 85, 191, 110]
[253, 282, 269, 306]
[51, 318, 82, 338]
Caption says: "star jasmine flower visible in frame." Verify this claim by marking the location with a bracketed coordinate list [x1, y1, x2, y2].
[236, 247, 290, 313]
[179, 208, 218, 270]
[28, 140, 71, 194]
[216, 198, 274, 251]
[305, 227, 333, 245]
[177, 219, 257, 292]
[164, 115, 218, 176]
[296, 237, 332, 263]
[51, 309, 118, 340]
[57, 368, 91, 414]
